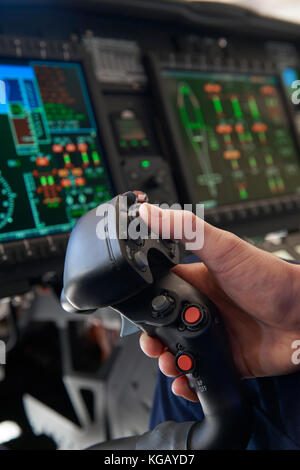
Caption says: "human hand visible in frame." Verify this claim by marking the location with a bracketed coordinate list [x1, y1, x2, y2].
[139, 203, 300, 402]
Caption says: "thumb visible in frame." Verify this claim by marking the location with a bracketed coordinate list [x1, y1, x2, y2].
[139, 203, 294, 322]
[139, 202, 250, 275]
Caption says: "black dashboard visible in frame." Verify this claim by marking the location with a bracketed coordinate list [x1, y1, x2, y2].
[1, 0, 300, 296]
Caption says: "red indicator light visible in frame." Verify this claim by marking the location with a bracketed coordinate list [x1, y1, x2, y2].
[61, 179, 72, 188]
[75, 177, 86, 186]
[72, 167, 83, 176]
[78, 143, 88, 152]
[36, 157, 49, 167]
[52, 144, 63, 153]
[66, 143, 76, 153]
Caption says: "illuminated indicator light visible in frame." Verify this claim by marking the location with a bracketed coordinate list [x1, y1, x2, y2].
[72, 168, 83, 176]
[47, 201, 60, 208]
[224, 150, 241, 160]
[130, 140, 138, 147]
[81, 152, 89, 165]
[75, 177, 86, 186]
[252, 123, 267, 133]
[92, 151, 100, 164]
[52, 144, 63, 153]
[204, 83, 221, 94]
[249, 157, 257, 168]
[216, 124, 233, 134]
[260, 85, 276, 95]
[231, 97, 243, 119]
[66, 143, 76, 153]
[40, 176, 47, 186]
[212, 95, 223, 114]
[48, 175, 55, 185]
[248, 97, 260, 119]
[239, 188, 248, 200]
[235, 123, 245, 134]
[64, 153, 71, 164]
[36, 157, 49, 167]
[246, 132, 253, 141]
[141, 160, 151, 168]
[61, 179, 72, 188]
[58, 169, 69, 178]
[78, 143, 88, 152]
[120, 140, 127, 148]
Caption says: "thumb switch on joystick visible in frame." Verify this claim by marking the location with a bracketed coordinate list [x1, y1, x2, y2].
[151, 294, 175, 317]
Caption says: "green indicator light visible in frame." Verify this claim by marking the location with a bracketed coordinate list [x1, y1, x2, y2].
[239, 188, 248, 200]
[82, 152, 89, 163]
[130, 140, 138, 147]
[64, 153, 71, 163]
[231, 98, 243, 119]
[212, 95, 223, 114]
[180, 85, 190, 94]
[248, 97, 260, 119]
[48, 175, 55, 185]
[141, 139, 149, 147]
[40, 176, 47, 186]
[120, 140, 127, 148]
[249, 157, 257, 168]
[268, 178, 276, 188]
[92, 151, 100, 162]
[141, 160, 151, 168]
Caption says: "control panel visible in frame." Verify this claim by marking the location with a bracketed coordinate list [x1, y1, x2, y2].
[0, 1, 299, 294]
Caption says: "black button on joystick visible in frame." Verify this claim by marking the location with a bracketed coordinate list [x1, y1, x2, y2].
[151, 294, 175, 317]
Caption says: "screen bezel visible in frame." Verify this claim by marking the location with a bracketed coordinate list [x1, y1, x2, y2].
[147, 55, 300, 216]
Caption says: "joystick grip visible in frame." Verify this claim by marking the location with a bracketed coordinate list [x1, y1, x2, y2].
[114, 272, 251, 426]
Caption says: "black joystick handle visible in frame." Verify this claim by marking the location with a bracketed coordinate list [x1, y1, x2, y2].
[61, 192, 252, 450]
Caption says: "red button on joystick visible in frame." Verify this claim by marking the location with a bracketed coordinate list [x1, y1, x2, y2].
[177, 354, 194, 372]
[184, 306, 202, 325]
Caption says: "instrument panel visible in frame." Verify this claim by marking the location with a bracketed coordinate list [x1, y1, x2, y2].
[0, 60, 112, 243]
[0, 1, 300, 294]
